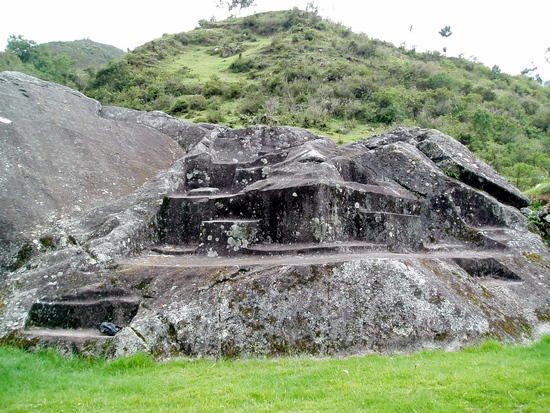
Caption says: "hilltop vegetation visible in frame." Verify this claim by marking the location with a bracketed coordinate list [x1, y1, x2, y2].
[86, 10, 549, 193]
[42, 39, 124, 71]
[1, 10, 548, 194]
[0, 36, 123, 88]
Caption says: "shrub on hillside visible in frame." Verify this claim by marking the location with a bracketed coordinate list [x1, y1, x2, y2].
[209, 42, 243, 58]
[426, 89, 458, 117]
[203, 77, 225, 97]
[169, 97, 189, 114]
[169, 95, 207, 114]
[520, 97, 540, 116]
[173, 33, 191, 45]
[532, 110, 550, 132]
[370, 89, 406, 124]
[349, 39, 377, 58]
[423, 72, 457, 90]
[205, 109, 224, 123]
[188, 95, 208, 110]
[239, 95, 263, 115]
[472, 86, 496, 102]
[222, 82, 243, 99]
[90, 61, 131, 92]
[163, 79, 202, 96]
[187, 30, 225, 46]
[156, 93, 175, 110]
[229, 55, 256, 73]
[302, 99, 328, 128]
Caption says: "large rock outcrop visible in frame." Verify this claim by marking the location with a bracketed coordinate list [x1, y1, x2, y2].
[0, 73, 548, 358]
[0, 72, 204, 270]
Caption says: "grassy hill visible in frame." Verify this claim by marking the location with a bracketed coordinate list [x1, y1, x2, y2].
[86, 9, 549, 194]
[0, 37, 123, 88]
[42, 39, 124, 71]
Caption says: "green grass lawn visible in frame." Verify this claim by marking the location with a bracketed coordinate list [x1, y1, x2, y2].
[0, 338, 548, 412]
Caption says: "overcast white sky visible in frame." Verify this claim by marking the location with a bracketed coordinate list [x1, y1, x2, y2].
[1, 0, 549, 79]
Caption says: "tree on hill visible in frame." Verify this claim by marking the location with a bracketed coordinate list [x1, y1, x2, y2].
[305, 1, 319, 14]
[6, 35, 37, 62]
[438, 25, 452, 54]
[3, 34, 76, 85]
[218, 0, 255, 12]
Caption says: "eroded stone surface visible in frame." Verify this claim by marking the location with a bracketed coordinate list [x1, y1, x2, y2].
[0, 73, 548, 358]
[0, 71, 185, 271]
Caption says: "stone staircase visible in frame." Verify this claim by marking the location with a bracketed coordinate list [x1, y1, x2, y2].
[157, 189, 261, 256]
[22, 285, 139, 353]
[154, 178, 428, 257]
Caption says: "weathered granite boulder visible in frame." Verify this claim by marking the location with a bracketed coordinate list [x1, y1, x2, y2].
[0, 71, 185, 271]
[0, 73, 548, 358]
[99, 106, 214, 151]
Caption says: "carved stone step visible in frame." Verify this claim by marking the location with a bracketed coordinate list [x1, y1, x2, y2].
[357, 209, 423, 250]
[161, 182, 424, 247]
[21, 328, 113, 354]
[160, 193, 239, 245]
[26, 296, 139, 329]
[23, 327, 110, 340]
[167, 193, 235, 200]
[452, 257, 522, 281]
[421, 242, 467, 252]
[359, 210, 420, 217]
[198, 219, 261, 256]
[188, 187, 220, 196]
[244, 241, 387, 256]
[476, 227, 511, 248]
[151, 245, 197, 255]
